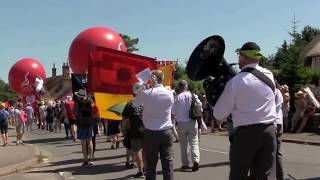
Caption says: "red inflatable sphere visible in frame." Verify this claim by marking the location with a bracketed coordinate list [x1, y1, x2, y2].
[8, 58, 46, 96]
[69, 27, 127, 74]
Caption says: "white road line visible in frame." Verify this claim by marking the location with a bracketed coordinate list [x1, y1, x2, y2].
[199, 148, 229, 155]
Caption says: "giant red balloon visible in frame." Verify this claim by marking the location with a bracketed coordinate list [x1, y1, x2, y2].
[68, 27, 127, 74]
[8, 58, 46, 96]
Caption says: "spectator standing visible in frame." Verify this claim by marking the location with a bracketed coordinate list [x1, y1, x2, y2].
[132, 70, 175, 180]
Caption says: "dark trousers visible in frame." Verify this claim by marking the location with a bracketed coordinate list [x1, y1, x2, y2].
[64, 122, 71, 137]
[276, 124, 284, 180]
[144, 128, 174, 180]
[229, 123, 276, 180]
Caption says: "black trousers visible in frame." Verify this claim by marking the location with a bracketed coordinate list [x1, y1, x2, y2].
[229, 123, 276, 180]
[276, 124, 284, 180]
[144, 128, 174, 180]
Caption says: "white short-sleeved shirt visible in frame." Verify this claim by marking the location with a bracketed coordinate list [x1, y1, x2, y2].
[132, 84, 174, 131]
[213, 63, 277, 128]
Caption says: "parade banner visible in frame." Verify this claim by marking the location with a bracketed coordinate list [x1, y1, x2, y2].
[94, 92, 132, 120]
[88, 46, 157, 120]
[158, 63, 176, 87]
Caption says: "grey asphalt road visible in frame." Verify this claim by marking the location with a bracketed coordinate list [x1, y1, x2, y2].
[1, 127, 320, 180]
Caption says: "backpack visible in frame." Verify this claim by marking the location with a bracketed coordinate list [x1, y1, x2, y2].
[78, 102, 92, 127]
[0, 109, 8, 122]
[189, 93, 203, 120]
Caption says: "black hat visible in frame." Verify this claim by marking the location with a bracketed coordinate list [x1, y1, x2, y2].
[237, 42, 260, 51]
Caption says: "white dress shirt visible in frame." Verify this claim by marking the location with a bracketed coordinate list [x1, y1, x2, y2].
[275, 88, 284, 125]
[132, 84, 174, 131]
[172, 91, 193, 123]
[213, 63, 277, 128]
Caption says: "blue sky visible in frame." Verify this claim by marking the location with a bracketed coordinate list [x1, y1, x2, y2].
[1, 0, 320, 81]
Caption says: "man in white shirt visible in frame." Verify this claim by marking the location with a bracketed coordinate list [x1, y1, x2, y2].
[213, 42, 277, 180]
[132, 70, 175, 180]
[172, 80, 200, 172]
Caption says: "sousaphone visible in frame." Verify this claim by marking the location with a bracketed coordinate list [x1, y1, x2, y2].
[186, 35, 237, 106]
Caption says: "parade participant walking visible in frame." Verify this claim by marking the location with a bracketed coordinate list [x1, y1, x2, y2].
[25, 103, 34, 132]
[132, 70, 175, 180]
[0, 103, 9, 146]
[46, 101, 55, 132]
[39, 101, 46, 129]
[275, 83, 284, 180]
[65, 96, 77, 141]
[213, 42, 277, 180]
[122, 82, 146, 178]
[172, 80, 200, 172]
[74, 89, 94, 166]
[107, 120, 120, 149]
[13, 103, 25, 145]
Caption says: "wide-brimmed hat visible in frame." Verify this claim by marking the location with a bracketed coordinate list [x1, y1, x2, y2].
[280, 85, 289, 92]
[74, 89, 87, 98]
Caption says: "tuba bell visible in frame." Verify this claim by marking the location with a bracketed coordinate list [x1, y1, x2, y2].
[186, 35, 237, 106]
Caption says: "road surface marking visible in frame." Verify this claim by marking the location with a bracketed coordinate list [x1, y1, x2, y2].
[200, 148, 229, 155]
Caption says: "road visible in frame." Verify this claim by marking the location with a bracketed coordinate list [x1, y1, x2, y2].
[1, 127, 320, 180]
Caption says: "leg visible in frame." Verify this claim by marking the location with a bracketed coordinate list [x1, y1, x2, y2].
[81, 140, 88, 162]
[276, 125, 284, 180]
[92, 135, 96, 155]
[159, 129, 174, 180]
[187, 122, 200, 170]
[87, 138, 93, 161]
[255, 125, 277, 180]
[144, 131, 160, 180]
[177, 124, 190, 167]
[229, 129, 257, 180]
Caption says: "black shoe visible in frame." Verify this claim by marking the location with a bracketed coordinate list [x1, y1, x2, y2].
[111, 145, 115, 149]
[181, 165, 190, 170]
[192, 162, 199, 172]
[134, 171, 145, 178]
[82, 161, 89, 166]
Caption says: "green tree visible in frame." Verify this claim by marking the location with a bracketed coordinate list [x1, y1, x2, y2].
[0, 79, 17, 101]
[120, 33, 139, 53]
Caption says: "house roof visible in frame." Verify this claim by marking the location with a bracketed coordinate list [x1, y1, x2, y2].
[43, 75, 72, 99]
[301, 34, 320, 59]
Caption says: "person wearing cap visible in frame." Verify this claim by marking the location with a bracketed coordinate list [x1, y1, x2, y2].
[172, 80, 201, 172]
[122, 82, 146, 178]
[280, 85, 290, 132]
[213, 42, 277, 179]
[132, 70, 175, 180]
[0, 103, 9, 146]
[73, 89, 94, 166]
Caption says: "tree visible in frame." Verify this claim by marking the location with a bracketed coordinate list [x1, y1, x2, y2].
[120, 33, 139, 53]
[0, 79, 17, 101]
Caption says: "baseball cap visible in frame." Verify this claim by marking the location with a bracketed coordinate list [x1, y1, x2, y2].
[235, 42, 263, 60]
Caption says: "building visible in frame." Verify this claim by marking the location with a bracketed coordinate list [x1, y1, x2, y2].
[301, 34, 320, 69]
[43, 63, 72, 100]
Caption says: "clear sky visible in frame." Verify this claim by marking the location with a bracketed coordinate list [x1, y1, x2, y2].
[1, 0, 320, 82]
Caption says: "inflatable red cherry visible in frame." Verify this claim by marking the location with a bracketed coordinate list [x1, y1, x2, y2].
[68, 27, 127, 74]
[8, 58, 46, 95]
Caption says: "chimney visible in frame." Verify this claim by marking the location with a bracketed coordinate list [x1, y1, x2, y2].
[62, 62, 70, 79]
[52, 63, 56, 77]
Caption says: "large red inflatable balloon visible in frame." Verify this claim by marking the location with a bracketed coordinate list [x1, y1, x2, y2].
[8, 58, 46, 96]
[69, 27, 127, 74]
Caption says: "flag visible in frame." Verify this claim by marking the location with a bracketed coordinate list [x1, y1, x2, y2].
[158, 63, 176, 87]
[71, 74, 87, 100]
[88, 46, 158, 120]
[88, 46, 157, 94]
[94, 92, 132, 120]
